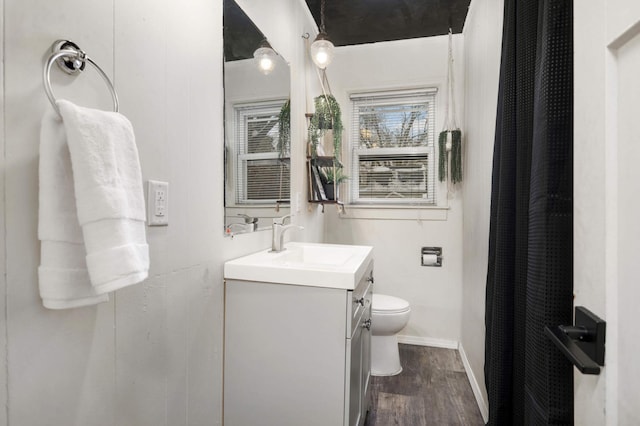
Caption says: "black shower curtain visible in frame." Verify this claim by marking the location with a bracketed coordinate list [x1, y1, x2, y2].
[484, 0, 574, 425]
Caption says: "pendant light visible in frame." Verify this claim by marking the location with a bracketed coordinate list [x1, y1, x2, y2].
[310, 0, 334, 69]
[253, 39, 277, 75]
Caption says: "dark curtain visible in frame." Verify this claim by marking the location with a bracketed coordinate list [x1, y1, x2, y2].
[484, 0, 574, 425]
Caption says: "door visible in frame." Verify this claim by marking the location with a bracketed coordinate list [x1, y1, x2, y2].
[574, 1, 640, 424]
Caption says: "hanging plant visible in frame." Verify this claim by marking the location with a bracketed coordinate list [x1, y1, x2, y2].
[438, 29, 463, 185]
[438, 130, 462, 184]
[308, 94, 343, 159]
[277, 99, 290, 159]
[319, 166, 348, 184]
[319, 166, 348, 201]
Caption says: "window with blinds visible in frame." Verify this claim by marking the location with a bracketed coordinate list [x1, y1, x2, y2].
[234, 100, 290, 204]
[350, 89, 437, 204]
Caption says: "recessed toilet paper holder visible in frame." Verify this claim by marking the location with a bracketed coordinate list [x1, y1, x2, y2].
[421, 247, 442, 267]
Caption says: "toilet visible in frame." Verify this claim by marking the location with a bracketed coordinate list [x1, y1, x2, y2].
[371, 293, 411, 376]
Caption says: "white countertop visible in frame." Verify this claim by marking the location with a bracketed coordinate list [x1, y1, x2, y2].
[224, 242, 373, 290]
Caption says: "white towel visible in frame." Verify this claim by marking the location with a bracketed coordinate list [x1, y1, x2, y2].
[38, 110, 110, 309]
[38, 100, 149, 309]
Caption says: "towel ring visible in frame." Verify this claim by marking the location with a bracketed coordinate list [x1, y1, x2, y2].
[43, 40, 119, 115]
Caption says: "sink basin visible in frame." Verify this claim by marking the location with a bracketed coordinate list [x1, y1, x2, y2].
[274, 244, 356, 266]
[224, 242, 373, 289]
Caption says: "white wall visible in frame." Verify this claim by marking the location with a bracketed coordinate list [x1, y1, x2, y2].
[572, 1, 608, 421]
[3, 0, 222, 424]
[460, 0, 504, 421]
[324, 36, 465, 347]
[0, 0, 317, 425]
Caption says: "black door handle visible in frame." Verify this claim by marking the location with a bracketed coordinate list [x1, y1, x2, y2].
[545, 306, 606, 375]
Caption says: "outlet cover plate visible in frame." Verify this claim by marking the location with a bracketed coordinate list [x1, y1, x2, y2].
[148, 180, 169, 226]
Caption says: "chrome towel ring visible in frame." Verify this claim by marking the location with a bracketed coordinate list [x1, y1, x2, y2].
[43, 40, 119, 115]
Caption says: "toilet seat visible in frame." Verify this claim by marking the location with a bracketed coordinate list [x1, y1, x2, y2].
[372, 294, 410, 314]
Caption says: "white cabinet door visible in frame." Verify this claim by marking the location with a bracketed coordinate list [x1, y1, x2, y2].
[361, 286, 372, 419]
[574, 1, 640, 424]
[347, 276, 372, 426]
[224, 280, 347, 426]
[348, 322, 364, 426]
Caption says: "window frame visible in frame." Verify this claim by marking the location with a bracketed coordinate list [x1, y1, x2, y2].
[349, 88, 438, 206]
[232, 99, 290, 205]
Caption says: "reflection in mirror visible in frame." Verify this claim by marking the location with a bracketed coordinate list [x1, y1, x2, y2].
[223, 0, 291, 236]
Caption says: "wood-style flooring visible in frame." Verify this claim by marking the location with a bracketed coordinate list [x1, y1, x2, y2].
[365, 344, 484, 426]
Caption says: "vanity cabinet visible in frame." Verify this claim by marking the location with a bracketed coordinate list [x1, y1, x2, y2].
[224, 260, 373, 426]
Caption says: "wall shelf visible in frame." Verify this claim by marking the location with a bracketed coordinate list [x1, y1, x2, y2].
[307, 156, 344, 212]
[308, 199, 345, 213]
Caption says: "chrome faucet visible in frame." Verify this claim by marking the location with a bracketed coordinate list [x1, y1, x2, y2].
[272, 214, 291, 226]
[238, 214, 258, 231]
[271, 215, 303, 252]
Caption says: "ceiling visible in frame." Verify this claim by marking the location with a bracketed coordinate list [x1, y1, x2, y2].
[224, 0, 472, 61]
[305, 0, 472, 46]
[223, 0, 265, 61]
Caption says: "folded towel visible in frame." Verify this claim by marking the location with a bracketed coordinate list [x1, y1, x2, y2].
[38, 101, 149, 309]
[57, 99, 149, 294]
[38, 110, 109, 308]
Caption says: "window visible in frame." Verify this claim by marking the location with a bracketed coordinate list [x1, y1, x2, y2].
[350, 89, 437, 205]
[234, 100, 290, 204]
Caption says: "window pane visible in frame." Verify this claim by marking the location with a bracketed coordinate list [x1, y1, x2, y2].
[358, 103, 429, 149]
[358, 154, 429, 200]
[247, 115, 279, 154]
[245, 159, 290, 201]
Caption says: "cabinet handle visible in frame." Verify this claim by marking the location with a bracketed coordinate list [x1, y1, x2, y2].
[366, 275, 374, 284]
[355, 297, 365, 307]
[362, 319, 371, 330]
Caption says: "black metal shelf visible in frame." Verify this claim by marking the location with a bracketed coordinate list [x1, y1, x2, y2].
[307, 153, 343, 210]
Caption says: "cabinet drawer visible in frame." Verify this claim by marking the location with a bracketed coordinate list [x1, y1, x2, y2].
[349, 262, 373, 337]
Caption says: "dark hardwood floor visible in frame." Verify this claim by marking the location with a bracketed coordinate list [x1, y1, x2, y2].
[365, 344, 484, 426]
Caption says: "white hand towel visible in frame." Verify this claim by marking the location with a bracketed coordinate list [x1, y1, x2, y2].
[57, 99, 149, 294]
[38, 101, 149, 309]
[38, 111, 110, 309]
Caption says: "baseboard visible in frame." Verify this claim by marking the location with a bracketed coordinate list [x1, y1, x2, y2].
[397, 335, 459, 349]
[458, 343, 489, 423]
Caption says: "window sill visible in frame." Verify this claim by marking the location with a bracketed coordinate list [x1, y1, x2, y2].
[339, 204, 449, 221]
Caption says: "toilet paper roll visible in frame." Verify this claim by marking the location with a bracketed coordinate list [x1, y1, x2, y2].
[422, 254, 439, 266]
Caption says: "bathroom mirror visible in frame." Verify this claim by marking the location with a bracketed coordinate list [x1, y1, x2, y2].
[223, 0, 291, 236]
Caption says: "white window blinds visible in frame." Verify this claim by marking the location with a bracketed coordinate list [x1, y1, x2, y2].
[350, 89, 437, 204]
[234, 100, 290, 204]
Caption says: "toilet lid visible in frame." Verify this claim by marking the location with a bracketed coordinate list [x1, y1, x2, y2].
[372, 294, 410, 313]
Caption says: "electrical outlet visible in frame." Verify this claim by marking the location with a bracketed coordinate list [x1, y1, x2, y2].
[148, 180, 169, 226]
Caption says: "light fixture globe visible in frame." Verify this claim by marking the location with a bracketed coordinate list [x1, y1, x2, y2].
[310, 32, 334, 69]
[253, 40, 277, 75]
